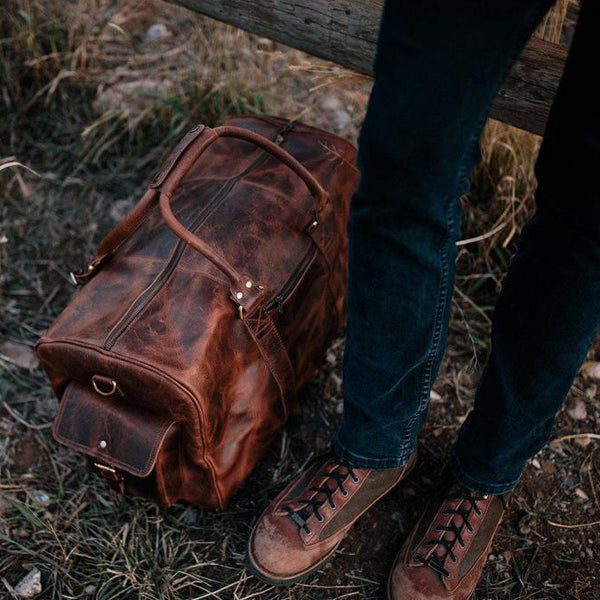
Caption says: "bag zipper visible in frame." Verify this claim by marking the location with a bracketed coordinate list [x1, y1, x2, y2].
[264, 244, 318, 314]
[103, 121, 295, 351]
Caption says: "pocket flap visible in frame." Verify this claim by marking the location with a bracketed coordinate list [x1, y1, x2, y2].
[53, 381, 176, 477]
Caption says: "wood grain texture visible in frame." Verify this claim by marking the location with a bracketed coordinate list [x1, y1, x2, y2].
[168, 0, 568, 135]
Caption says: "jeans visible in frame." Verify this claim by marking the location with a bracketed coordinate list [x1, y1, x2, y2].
[334, 0, 600, 494]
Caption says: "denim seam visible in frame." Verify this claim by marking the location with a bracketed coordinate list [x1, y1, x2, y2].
[449, 447, 521, 494]
[334, 436, 411, 469]
[399, 131, 478, 458]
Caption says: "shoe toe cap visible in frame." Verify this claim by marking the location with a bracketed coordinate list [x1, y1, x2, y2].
[248, 513, 312, 580]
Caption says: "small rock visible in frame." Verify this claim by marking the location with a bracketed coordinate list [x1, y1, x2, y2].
[14, 568, 41, 599]
[84, 584, 96, 595]
[542, 461, 556, 474]
[109, 198, 135, 222]
[332, 109, 352, 131]
[567, 400, 587, 421]
[30, 491, 51, 508]
[575, 488, 589, 501]
[326, 352, 336, 365]
[531, 458, 542, 470]
[145, 23, 168, 42]
[430, 390, 442, 403]
[322, 95, 342, 111]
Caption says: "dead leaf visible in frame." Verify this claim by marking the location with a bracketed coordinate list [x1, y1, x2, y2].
[0, 341, 38, 370]
[567, 400, 587, 421]
[581, 361, 600, 380]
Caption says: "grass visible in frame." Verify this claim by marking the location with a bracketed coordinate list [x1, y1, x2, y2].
[1, 0, 599, 598]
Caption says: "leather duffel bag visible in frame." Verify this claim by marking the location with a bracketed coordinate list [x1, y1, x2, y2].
[35, 115, 358, 508]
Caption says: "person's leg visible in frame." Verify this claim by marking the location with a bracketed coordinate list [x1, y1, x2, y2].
[451, 0, 600, 495]
[335, 0, 554, 468]
[247, 0, 556, 588]
[390, 7, 597, 598]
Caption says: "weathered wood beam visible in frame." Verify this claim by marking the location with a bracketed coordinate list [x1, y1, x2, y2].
[168, 0, 568, 136]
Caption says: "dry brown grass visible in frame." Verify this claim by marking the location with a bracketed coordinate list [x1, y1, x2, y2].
[1, 0, 598, 598]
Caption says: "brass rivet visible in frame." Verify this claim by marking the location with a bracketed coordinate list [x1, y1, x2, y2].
[236, 292, 243, 299]
[245, 281, 252, 289]
[99, 440, 107, 449]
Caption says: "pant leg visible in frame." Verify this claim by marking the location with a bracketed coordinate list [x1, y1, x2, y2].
[334, 0, 555, 469]
[451, 0, 600, 494]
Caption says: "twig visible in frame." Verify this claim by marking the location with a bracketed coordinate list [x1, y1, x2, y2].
[551, 433, 600, 443]
[547, 519, 600, 529]
[2, 401, 53, 430]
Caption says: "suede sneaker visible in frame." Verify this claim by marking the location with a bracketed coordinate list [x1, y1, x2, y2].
[247, 451, 417, 586]
[388, 474, 509, 600]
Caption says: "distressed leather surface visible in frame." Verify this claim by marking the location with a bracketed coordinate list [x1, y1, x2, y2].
[36, 115, 358, 508]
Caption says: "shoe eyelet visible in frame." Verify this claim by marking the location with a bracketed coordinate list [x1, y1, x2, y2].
[442, 509, 451, 515]
[330, 502, 337, 510]
[475, 509, 482, 516]
[459, 541, 466, 548]
[451, 556, 457, 563]
[341, 489, 349, 497]
[304, 527, 312, 536]
[435, 525, 442, 531]
[352, 475, 359, 483]
[316, 515, 324, 523]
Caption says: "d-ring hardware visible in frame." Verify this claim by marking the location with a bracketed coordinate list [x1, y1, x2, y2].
[92, 375, 119, 396]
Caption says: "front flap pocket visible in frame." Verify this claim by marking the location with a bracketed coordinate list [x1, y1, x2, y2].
[53, 380, 176, 477]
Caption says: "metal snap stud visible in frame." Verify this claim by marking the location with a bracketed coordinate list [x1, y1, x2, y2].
[99, 440, 107, 449]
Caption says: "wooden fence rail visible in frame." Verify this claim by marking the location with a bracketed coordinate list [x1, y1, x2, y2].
[168, 0, 569, 136]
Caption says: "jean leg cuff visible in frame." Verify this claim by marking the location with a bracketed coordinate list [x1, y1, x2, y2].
[333, 436, 413, 470]
[449, 450, 520, 495]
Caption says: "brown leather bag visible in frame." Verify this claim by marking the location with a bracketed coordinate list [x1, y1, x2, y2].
[35, 115, 358, 508]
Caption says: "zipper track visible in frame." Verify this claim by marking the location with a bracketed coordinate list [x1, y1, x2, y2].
[264, 244, 318, 313]
[103, 122, 294, 350]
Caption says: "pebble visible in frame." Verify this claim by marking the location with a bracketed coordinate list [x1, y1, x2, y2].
[145, 23, 168, 42]
[13, 568, 41, 599]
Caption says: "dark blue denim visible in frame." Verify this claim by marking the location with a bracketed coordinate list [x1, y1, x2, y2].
[334, 0, 600, 494]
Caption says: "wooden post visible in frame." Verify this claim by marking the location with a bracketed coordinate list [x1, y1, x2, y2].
[167, 0, 569, 136]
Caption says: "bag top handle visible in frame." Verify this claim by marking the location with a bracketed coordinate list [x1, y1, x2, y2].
[72, 122, 329, 318]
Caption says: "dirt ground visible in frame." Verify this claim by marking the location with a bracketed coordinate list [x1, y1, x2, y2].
[1, 1, 598, 599]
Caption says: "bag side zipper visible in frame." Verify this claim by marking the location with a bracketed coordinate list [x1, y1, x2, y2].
[103, 121, 295, 351]
[265, 244, 318, 314]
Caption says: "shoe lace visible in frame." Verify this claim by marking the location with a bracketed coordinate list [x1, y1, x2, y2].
[416, 488, 486, 579]
[283, 458, 359, 536]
